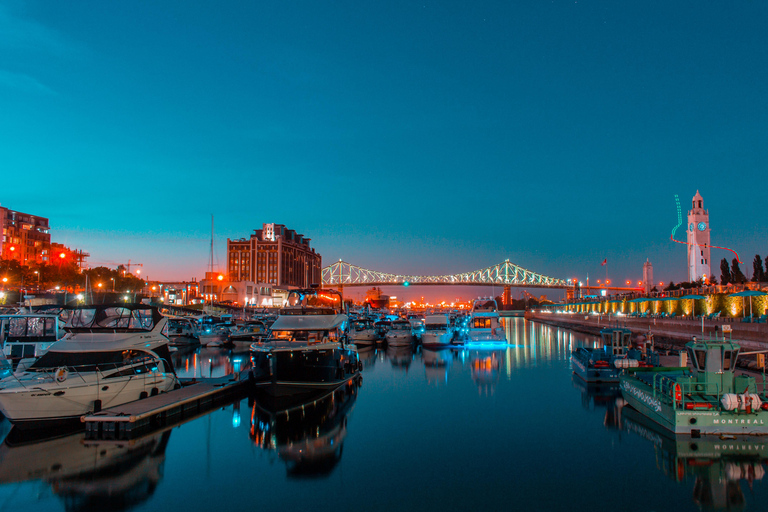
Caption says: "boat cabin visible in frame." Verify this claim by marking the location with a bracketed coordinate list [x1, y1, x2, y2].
[600, 327, 632, 357]
[0, 313, 64, 360]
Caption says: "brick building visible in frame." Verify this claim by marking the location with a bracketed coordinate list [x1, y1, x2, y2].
[0, 207, 51, 264]
[227, 223, 321, 289]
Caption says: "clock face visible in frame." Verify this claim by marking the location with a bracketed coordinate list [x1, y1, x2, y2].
[689, 223, 694, 232]
[697, 222, 706, 231]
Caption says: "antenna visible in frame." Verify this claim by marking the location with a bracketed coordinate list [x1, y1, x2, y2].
[210, 214, 214, 274]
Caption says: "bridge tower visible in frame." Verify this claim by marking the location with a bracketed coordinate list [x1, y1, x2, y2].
[687, 191, 711, 283]
[502, 285, 511, 307]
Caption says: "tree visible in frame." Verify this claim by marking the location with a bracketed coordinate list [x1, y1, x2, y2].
[664, 281, 677, 291]
[720, 258, 732, 285]
[731, 258, 747, 284]
[708, 275, 718, 285]
[754, 254, 765, 283]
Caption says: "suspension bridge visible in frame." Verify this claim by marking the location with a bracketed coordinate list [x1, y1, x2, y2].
[321, 259, 571, 295]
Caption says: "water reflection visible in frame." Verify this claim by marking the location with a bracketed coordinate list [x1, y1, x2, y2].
[386, 346, 414, 373]
[571, 374, 625, 430]
[499, 317, 600, 369]
[249, 378, 360, 478]
[622, 407, 767, 511]
[171, 346, 251, 379]
[422, 348, 452, 386]
[468, 350, 501, 396]
[0, 424, 170, 511]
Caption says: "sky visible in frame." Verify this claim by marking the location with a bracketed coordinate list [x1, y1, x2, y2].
[1, 0, 767, 300]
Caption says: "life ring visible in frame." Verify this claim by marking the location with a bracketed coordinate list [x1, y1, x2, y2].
[55, 367, 68, 383]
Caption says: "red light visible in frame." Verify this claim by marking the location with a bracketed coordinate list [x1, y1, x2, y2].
[59, 253, 66, 259]
[9, 246, 15, 252]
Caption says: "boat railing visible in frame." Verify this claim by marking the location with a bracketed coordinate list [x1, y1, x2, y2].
[648, 372, 722, 409]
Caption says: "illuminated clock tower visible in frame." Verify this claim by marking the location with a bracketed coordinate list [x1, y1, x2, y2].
[687, 190, 711, 283]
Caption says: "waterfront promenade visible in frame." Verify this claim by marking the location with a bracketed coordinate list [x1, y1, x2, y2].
[529, 310, 768, 350]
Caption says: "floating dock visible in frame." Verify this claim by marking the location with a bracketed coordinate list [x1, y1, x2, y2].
[83, 372, 251, 440]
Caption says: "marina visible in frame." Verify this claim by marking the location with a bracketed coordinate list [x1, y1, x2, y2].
[0, 317, 765, 511]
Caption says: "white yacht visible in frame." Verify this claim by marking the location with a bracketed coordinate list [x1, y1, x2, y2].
[166, 315, 200, 345]
[0, 304, 179, 424]
[466, 298, 507, 345]
[421, 314, 454, 347]
[384, 318, 414, 347]
[349, 318, 377, 347]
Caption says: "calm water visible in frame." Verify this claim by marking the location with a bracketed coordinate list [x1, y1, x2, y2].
[0, 318, 765, 512]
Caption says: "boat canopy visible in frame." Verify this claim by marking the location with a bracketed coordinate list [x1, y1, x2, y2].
[62, 304, 162, 333]
[270, 314, 347, 331]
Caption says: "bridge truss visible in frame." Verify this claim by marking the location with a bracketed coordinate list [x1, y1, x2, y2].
[321, 259, 570, 289]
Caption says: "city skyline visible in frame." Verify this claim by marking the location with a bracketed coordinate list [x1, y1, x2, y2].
[2, 1, 766, 300]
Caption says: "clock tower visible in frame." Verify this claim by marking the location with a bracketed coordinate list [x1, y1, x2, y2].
[687, 190, 711, 282]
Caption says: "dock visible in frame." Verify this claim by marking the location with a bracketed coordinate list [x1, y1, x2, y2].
[83, 372, 252, 440]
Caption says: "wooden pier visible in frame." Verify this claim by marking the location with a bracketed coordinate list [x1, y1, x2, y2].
[83, 372, 252, 440]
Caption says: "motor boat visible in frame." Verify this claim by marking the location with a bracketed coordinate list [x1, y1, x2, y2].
[421, 314, 454, 348]
[199, 322, 231, 347]
[465, 298, 506, 345]
[224, 320, 268, 345]
[0, 304, 179, 424]
[166, 315, 200, 346]
[373, 319, 391, 344]
[249, 289, 361, 398]
[385, 318, 414, 347]
[349, 318, 377, 347]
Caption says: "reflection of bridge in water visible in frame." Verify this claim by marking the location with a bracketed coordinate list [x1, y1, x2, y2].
[321, 259, 571, 304]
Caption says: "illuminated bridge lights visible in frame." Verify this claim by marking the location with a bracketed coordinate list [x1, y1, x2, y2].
[322, 260, 569, 288]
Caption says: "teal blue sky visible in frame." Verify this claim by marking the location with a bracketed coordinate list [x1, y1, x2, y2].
[2, 1, 767, 297]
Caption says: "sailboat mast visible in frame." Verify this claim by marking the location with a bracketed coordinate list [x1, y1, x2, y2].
[210, 214, 214, 274]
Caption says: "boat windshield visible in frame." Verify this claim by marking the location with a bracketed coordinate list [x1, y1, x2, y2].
[723, 349, 738, 371]
[28, 349, 157, 373]
[472, 300, 498, 312]
[65, 306, 158, 332]
[271, 330, 338, 343]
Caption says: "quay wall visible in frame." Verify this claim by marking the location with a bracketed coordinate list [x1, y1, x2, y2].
[527, 311, 768, 351]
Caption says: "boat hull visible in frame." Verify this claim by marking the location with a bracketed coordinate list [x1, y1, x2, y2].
[250, 345, 361, 398]
[571, 351, 620, 383]
[0, 372, 178, 423]
[421, 331, 453, 348]
[620, 374, 768, 435]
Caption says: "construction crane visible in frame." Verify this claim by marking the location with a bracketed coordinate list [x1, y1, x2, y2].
[118, 259, 144, 276]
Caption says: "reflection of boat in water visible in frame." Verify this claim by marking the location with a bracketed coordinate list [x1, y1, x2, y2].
[572, 374, 626, 430]
[386, 346, 413, 372]
[622, 405, 767, 511]
[469, 350, 501, 395]
[249, 377, 360, 478]
[0, 426, 170, 511]
[423, 348, 452, 386]
[357, 347, 377, 370]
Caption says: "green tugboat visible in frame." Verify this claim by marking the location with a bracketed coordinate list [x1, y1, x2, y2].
[572, 326, 657, 383]
[620, 337, 768, 435]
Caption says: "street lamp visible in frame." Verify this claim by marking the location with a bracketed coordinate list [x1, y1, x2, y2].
[34, 271, 40, 290]
[111, 277, 115, 291]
